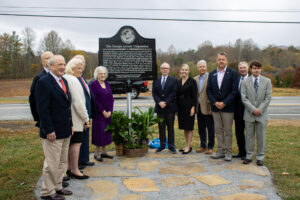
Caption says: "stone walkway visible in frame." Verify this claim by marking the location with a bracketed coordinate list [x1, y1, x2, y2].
[34, 149, 282, 200]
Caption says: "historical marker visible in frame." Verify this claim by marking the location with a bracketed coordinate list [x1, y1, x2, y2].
[99, 26, 157, 81]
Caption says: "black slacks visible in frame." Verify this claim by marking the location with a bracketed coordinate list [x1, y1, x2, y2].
[234, 112, 246, 156]
[157, 112, 175, 149]
[197, 106, 215, 149]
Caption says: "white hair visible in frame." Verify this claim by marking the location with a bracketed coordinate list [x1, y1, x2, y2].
[93, 66, 108, 80]
[48, 55, 65, 67]
[197, 60, 207, 67]
[65, 58, 83, 74]
[160, 62, 170, 69]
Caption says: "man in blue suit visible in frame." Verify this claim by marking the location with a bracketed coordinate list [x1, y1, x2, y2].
[36, 55, 73, 200]
[207, 52, 238, 161]
[29, 51, 53, 127]
[74, 55, 95, 167]
[152, 62, 178, 153]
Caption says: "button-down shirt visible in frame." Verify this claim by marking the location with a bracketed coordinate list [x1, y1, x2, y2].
[217, 67, 227, 89]
[50, 71, 62, 88]
[252, 75, 260, 85]
[198, 72, 207, 104]
[161, 75, 168, 85]
[44, 67, 50, 73]
[239, 74, 248, 91]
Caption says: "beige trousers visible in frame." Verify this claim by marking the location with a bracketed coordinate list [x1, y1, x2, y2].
[41, 137, 70, 196]
[212, 112, 234, 154]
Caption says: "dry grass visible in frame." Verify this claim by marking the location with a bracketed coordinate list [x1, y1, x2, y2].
[272, 87, 300, 96]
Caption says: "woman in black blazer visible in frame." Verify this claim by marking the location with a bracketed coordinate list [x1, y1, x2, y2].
[177, 64, 197, 154]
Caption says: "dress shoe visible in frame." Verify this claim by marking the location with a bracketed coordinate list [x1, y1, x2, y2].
[78, 165, 86, 170]
[243, 159, 252, 164]
[56, 189, 73, 195]
[179, 149, 184, 152]
[196, 147, 206, 153]
[63, 176, 70, 181]
[233, 154, 246, 159]
[70, 172, 89, 180]
[182, 147, 192, 154]
[205, 149, 213, 154]
[62, 181, 69, 188]
[224, 152, 232, 162]
[94, 154, 103, 162]
[211, 153, 225, 159]
[41, 194, 65, 200]
[168, 147, 177, 154]
[155, 147, 165, 153]
[81, 161, 95, 166]
[257, 160, 264, 166]
[101, 153, 114, 159]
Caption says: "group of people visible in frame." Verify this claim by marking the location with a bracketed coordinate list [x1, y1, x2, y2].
[152, 52, 272, 166]
[29, 51, 272, 200]
[29, 52, 114, 200]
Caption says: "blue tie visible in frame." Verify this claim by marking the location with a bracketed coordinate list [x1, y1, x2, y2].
[254, 78, 258, 93]
[162, 77, 166, 90]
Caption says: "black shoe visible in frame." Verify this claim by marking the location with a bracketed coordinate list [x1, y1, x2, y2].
[243, 159, 252, 164]
[179, 149, 184, 152]
[41, 194, 65, 200]
[155, 147, 165, 153]
[94, 154, 103, 162]
[81, 161, 95, 166]
[182, 147, 192, 154]
[78, 165, 86, 170]
[56, 189, 73, 195]
[232, 154, 242, 158]
[62, 181, 69, 188]
[257, 160, 264, 166]
[63, 176, 70, 181]
[168, 147, 177, 154]
[241, 156, 246, 160]
[70, 172, 89, 180]
[101, 153, 114, 159]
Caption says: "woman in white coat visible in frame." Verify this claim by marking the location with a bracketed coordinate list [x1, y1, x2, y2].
[63, 58, 89, 179]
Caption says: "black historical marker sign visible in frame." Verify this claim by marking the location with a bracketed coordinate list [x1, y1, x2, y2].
[99, 26, 157, 81]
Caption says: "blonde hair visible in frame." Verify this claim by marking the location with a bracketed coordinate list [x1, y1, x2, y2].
[93, 66, 108, 80]
[65, 58, 83, 75]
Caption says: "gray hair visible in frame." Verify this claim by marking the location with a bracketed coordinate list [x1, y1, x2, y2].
[48, 55, 65, 67]
[238, 61, 248, 69]
[217, 52, 228, 58]
[160, 62, 170, 69]
[65, 58, 84, 75]
[94, 66, 108, 80]
[197, 60, 207, 67]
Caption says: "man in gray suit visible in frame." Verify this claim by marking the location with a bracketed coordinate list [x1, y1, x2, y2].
[241, 61, 272, 166]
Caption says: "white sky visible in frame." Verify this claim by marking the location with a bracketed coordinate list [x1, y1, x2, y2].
[0, 0, 300, 53]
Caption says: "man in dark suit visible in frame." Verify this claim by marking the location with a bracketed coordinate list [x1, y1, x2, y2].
[36, 55, 73, 200]
[74, 55, 95, 167]
[152, 62, 178, 153]
[233, 61, 249, 160]
[29, 51, 53, 127]
[207, 52, 238, 161]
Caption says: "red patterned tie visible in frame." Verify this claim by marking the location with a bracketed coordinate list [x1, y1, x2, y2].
[59, 79, 68, 98]
[81, 77, 89, 95]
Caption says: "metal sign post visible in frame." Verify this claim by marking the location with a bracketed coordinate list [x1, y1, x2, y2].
[126, 80, 132, 135]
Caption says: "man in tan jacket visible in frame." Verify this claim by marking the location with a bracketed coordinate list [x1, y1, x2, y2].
[194, 60, 215, 154]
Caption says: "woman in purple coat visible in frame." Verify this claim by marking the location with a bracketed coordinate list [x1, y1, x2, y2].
[90, 66, 114, 161]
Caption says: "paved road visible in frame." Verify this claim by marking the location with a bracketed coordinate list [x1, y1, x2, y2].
[0, 96, 299, 120]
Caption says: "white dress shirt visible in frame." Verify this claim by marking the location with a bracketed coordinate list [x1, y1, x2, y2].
[49, 71, 62, 88]
[217, 67, 227, 89]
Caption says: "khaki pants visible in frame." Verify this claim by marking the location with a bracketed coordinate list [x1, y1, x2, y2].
[212, 112, 234, 154]
[245, 120, 267, 161]
[41, 137, 70, 196]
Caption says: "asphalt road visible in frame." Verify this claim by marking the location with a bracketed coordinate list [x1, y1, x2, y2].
[0, 96, 299, 121]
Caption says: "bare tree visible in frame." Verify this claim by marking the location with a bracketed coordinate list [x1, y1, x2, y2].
[22, 27, 36, 76]
[38, 30, 63, 54]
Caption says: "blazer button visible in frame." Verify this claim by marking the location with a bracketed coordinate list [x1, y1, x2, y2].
[162, 94, 164, 97]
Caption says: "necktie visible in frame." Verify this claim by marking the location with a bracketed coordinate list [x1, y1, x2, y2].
[81, 77, 90, 95]
[254, 78, 258, 93]
[161, 77, 166, 90]
[59, 79, 68, 98]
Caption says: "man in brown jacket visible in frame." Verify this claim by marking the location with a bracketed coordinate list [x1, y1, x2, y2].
[194, 60, 215, 154]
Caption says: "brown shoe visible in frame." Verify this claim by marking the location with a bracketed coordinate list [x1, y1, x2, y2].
[196, 147, 206, 153]
[41, 194, 65, 200]
[56, 189, 73, 196]
[205, 149, 213, 154]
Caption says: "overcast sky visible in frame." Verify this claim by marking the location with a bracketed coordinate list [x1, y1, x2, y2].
[1, 0, 300, 53]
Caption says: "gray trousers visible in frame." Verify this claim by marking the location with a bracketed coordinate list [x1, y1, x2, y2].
[245, 120, 267, 161]
[212, 112, 234, 154]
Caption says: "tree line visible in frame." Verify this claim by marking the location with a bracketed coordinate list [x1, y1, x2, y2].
[0, 28, 299, 88]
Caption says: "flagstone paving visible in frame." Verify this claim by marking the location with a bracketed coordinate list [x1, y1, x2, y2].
[34, 149, 282, 200]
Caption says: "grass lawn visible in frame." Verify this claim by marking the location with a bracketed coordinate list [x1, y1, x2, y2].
[0, 120, 299, 200]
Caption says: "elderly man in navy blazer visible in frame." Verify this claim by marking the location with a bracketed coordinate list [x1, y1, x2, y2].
[29, 51, 53, 127]
[207, 52, 238, 161]
[36, 55, 73, 200]
[152, 62, 178, 153]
